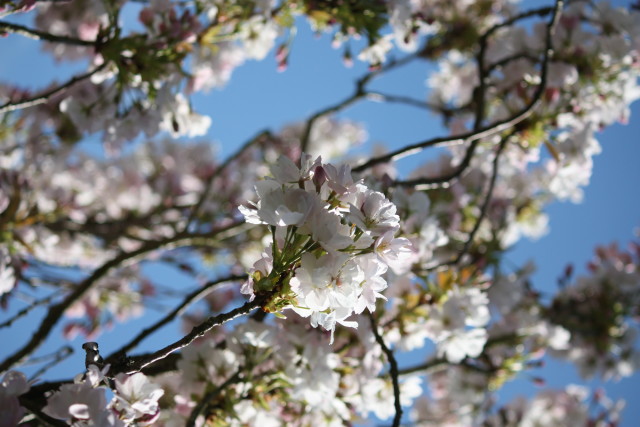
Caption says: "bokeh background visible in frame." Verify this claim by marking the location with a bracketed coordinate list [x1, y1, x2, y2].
[0, 0, 638, 424]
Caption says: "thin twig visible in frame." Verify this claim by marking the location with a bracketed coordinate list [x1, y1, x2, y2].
[452, 135, 510, 265]
[185, 129, 272, 229]
[486, 52, 540, 74]
[0, 20, 96, 46]
[397, 358, 448, 376]
[392, 139, 480, 190]
[106, 274, 246, 358]
[186, 370, 242, 426]
[0, 63, 108, 114]
[365, 91, 445, 111]
[28, 346, 73, 381]
[368, 312, 402, 427]
[485, 6, 555, 39]
[0, 292, 58, 329]
[299, 53, 419, 154]
[397, 358, 491, 376]
[299, 92, 365, 153]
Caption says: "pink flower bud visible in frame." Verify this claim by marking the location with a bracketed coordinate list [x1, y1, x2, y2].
[276, 44, 288, 63]
[313, 165, 327, 191]
[532, 376, 545, 387]
[139, 8, 155, 27]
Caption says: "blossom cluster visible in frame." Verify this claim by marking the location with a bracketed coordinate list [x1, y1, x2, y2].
[0, 365, 164, 426]
[549, 242, 640, 380]
[152, 316, 423, 426]
[240, 155, 412, 341]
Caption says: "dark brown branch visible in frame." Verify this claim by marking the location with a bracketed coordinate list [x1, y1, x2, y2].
[0, 292, 58, 329]
[365, 91, 446, 112]
[18, 397, 68, 427]
[299, 92, 365, 153]
[473, 4, 496, 132]
[356, 53, 418, 91]
[0, 20, 96, 46]
[397, 358, 448, 376]
[487, 52, 540, 74]
[452, 135, 510, 265]
[397, 358, 492, 376]
[0, 238, 171, 373]
[0, 63, 107, 114]
[299, 53, 419, 153]
[485, 6, 555, 39]
[353, 112, 516, 174]
[105, 274, 247, 359]
[380, 0, 564, 184]
[392, 139, 480, 190]
[387, 11, 514, 191]
[115, 294, 268, 375]
[368, 312, 402, 427]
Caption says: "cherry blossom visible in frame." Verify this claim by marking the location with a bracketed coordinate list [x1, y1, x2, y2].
[1, 1, 640, 425]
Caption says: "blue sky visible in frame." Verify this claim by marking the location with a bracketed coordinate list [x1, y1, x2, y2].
[1, 1, 639, 423]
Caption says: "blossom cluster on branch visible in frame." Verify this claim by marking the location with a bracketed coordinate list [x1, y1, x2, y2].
[0, 0, 639, 425]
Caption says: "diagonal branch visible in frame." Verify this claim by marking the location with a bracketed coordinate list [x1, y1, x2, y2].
[299, 53, 419, 154]
[0, 238, 173, 374]
[299, 91, 365, 154]
[106, 274, 247, 359]
[115, 294, 268, 375]
[185, 129, 272, 229]
[0, 63, 108, 114]
[0, 20, 97, 46]
[0, 222, 244, 374]
[365, 91, 451, 112]
[397, 357, 448, 376]
[27, 345, 73, 381]
[0, 292, 58, 329]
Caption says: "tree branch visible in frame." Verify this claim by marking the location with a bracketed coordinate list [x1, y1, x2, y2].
[379, 0, 563, 184]
[397, 358, 448, 376]
[105, 274, 247, 359]
[185, 129, 272, 229]
[115, 294, 268, 375]
[393, 139, 480, 190]
[368, 312, 402, 427]
[27, 346, 73, 381]
[0, 292, 58, 329]
[18, 397, 68, 427]
[365, 91, 448, 112]
[485, 6, 555, 39]
[397, 358, 491, 376]
[299, 53, 419, 154]
[299, 91, 365, 154]
[0, 63, 107, 114]
[0, 20, 96, 46]
[0, 222, 244, 374]
[451, 135, 510, 265]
